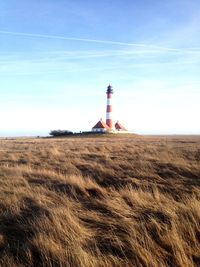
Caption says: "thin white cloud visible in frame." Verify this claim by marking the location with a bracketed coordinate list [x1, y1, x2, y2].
[1, 30, 200, 53]
[0, 56, 199, 76]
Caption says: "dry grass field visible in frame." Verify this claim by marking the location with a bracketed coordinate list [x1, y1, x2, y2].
[0, 134, 200, 267]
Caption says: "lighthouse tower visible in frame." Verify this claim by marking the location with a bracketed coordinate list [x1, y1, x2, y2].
[106, 84, 114, 130]
[92, 84, 128, 133]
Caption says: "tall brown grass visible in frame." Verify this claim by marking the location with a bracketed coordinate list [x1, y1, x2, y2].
[0, 135, 200, 267]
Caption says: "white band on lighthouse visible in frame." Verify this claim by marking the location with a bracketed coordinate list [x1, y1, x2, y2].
[107, 99, 112, 105]
[106, 112, 112, 119]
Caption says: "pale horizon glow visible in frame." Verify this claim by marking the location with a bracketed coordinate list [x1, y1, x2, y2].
[0, 0, 200, 136]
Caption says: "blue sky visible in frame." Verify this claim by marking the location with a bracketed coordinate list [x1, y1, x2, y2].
[0, 0, 200, 136]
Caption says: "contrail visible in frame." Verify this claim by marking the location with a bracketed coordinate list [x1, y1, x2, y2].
[0, 30, 191, 52]
[1, 30, 200, 54]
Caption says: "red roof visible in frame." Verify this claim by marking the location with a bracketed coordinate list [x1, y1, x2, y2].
[115, 121, 127, 131]
[92, 120, 111, 130]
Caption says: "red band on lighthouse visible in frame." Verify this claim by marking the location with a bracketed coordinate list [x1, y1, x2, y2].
[106, 84, 113, 130]
[106, 105, 112, 112]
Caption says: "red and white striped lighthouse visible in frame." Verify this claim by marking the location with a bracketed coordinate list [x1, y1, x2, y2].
[106, 84, 114, 130]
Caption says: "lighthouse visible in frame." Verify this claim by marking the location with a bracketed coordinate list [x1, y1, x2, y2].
[106, 84, 114, 130]
[92, 84, 128, 133]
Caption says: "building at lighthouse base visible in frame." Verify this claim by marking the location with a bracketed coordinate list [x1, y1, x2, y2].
[114, 121, 128, 133]
[92, 119, 128, 133]
[92, 119, 113, 133]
